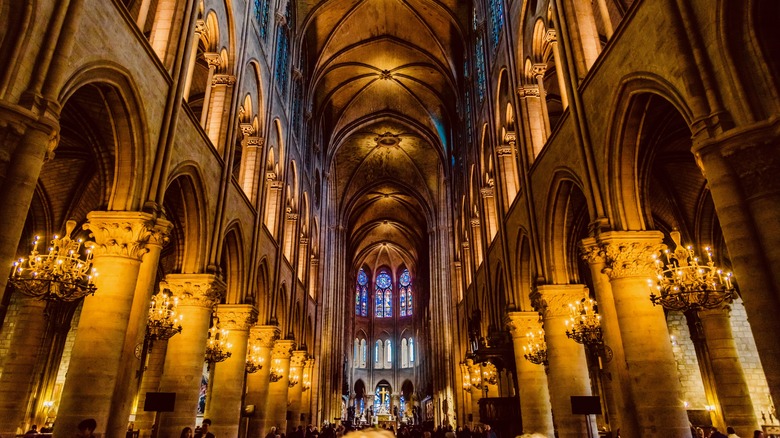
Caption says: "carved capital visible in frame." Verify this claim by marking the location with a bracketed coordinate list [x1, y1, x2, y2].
[240, 123, 256, 137]
[470, 218, 481, 228]
[194, 19, 206, 35]
[503, 130, 517, 146]
[204, 52, 221, 68]
[246, 136, 264, 147]
[461, 241, 470, 250]
[212, 74, 236, 86]
[286, 212, 299, 221]
[505, 311, 543, 340]
[269, 180, 284, 189]
[161, 274, 225, 308]
[532, 64, 547, 77]
[216, 304, 258, 331]
[480, 187, 494, 198]
[83, 211, 157, 260]
[251, 325, 281, 348]
[544, 29, 557, 44]
[579, 237, 605, 266]
[599, 231, 665, 280]
[496, 144, 514, 157]
[271, 339, 296, 360]
[299, 237, 309, 246]
[148, 218, 173, 249]
[517, 85, 540, 98]
[534, 284, 588, 317]
[275, 11, 287, 26]
[290, 350, 308, 368]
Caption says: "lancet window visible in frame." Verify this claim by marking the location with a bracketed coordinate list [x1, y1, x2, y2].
[274, 2, 291, 94]
[254, 0, 270, 41]
[489, 0, 505, 49]
[400, 269, 413, 317]
[356, 268, 368, 317]
[375, 270, 393, 318]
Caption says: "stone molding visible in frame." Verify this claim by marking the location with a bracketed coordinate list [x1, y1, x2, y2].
[496, 144, 514, 156]
[272, 339, 296, 360]
[212, 74, 236, 86]
[83, 211, 158, 260]
[503, 130, 517, 145]
[532, 63, 547, 77]
[470, 218, 481, 227]
[148, 218, 173, 249]
[505, 311, 543, 339]
[517, 85, 540, 98]
[251, 325, 281, 348]
[480, 186, 494, 198]
[204, 52, 221, 68]
[216, 304, 258, 331]
[160, 274, 225, 308]
[290, 350, 308, 368]
[245, 136, 264, 147]
[579, 237, 605, 266]
[544, 29, 557, 44]
[533, 284, 588, 317]
[599, 231, 665, 280]
[240, 123, 255, 137]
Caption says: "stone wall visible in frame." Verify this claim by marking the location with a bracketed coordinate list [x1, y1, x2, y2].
[0, 295, 22, 378]
[730, 299, 773, 422]
[667, 311, 707, 408]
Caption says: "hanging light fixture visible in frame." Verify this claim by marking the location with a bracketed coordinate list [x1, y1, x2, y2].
[480, 361, 498, 386]
[460, 363, 472, 391]
[245, 345, 264, 374]
[650, 230, 735, 312]
[288, 368, 300, 388]
[522, 329, 548, 366]
[301, 365, 312, 391]
[269, 357, 284, 382]
[146, 291, 183, 341]
[565, 298, 603, 346]
[205, 313, 232, 364]
[9, 220, 97, 302]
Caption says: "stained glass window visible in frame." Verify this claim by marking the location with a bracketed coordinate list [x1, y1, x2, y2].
[475, 35, 486, 103]
[386, 339, 392, 365]
[254, 0, 270, 41]
[274, 2, 291, 95]
[489, 0, 505, 49]
[374, 385, 391, 413]
[376, 270, 392, 318]
[400, 269, 412, 317]
[357, 268, 368, 317]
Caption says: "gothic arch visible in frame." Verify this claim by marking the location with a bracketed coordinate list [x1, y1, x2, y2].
[256, 258, 270, 323]
[163, 164, 210, 273]
[513, 231, 534, 311]
[544, 170, 591, 284]
[221, 223, 246, 304]
[58, 64, 150, 211]
[605, 75, 694, 231]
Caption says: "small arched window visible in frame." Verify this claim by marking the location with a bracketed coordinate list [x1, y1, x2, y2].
[386, 339, 392, 366]
[409, 337, 415, 363]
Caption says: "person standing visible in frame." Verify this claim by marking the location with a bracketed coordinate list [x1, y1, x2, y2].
[76, 419, 97, 438]
[727, 427, 741, 438]
[194, 419, 215, 438]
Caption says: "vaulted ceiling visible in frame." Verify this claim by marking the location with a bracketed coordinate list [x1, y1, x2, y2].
[301, 0, 468, 268]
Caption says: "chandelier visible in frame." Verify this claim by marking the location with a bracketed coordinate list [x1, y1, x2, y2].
[269, 358, 284, 382]
[9, 220, 97, 302]
[565, 298, 603, 346]
[245, 345, 264, 374]
[302, 366, 311, 391]
[205, 314, 232, 364]
[461, 363, 472, 391]
[288, 368, 300, 388]
[650, 231, 735, 312]
[146, 291, 183, 341]
[480, 361, 498, 386]
[469, 363, 482, 389]
[522, 330, 548, 366]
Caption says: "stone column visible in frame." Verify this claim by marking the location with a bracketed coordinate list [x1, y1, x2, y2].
[198, 52, 221, 126]
[156, 274, 225, 438]
[580, 238, 638, 437]
[265, 339, 295, 433]
[133, 339, 169, 438]
[532, 64, 551, 137]
[600, 231, 691, 437]
[0, 297, 48, 436]
[517, 85, 546, 158]
[54, 212, 156, 438]
[205, 74, 235, 150]
[496, 135, 519, 210]
[180, 20, 205, 101]
[535, 284, 596, 438]
[506, 311, 554, 437]
[246, 325, 279, 437]
[698, 306, 759, 437]
[209, 305, 258, 437]
[110, 219, 172, 435]
[480, 186, 497, 241]
[287, 350, 308, 431]
[544, 30, 569, 109]
[300, 358, 315, 425]
[694, 120, 780, 406]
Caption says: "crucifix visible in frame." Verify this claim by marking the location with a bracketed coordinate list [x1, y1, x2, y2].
[379, 387, 389, 409]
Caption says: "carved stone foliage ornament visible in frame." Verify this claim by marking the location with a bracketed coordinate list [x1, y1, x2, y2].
[533, 285, 588, 317]
[83, 211, 158, 260]
[506, 311, 543, 339]
[252, 325, 281, 348]
[601, 240, 666, 280]
[160, 274, 226, 308]
[271, 339, 295, 360]
[216, 305, 258, 331]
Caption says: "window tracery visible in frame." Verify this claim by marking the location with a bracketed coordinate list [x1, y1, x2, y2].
[375, 270, 392, 318]
[356, 268, 368, 317]
[400, 269, 412, 317]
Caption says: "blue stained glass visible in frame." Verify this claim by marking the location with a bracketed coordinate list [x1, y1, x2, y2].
[400, 294, 406, 317]
[375, 293, 383, 317]
[490, 0, 505, 49]
[384, 291, 392, 317]
[360, 290, 367, 316]
[407, 290, 412, 315]
[475, 35, 486, 102]
[355, 286, 361, 315]
[400, 269, 411, 286]
[358, 269, 368, 286]
[376, 272, 392, 289]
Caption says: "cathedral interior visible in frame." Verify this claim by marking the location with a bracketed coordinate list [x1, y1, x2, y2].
[0, 0, 779, 437]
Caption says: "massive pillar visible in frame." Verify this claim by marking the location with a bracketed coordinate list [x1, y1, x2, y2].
[156, 274, 225, 438]
[580, 238, 638, 437]
[246, 325, 280, 437]
[209, 305, 258, 437]
[0, 297, 48, 436]
[287, 350, 308, 431]
[694, 120, 780, 407]
[265, 339, 295, 433]
[599, 231, 690, 437]
[54, 212, 156, 438]
[133, 338, 169, 438]
[536, 284, 596, 438]
[506, 311, 554, 437]
[698, 306, 759, 437]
